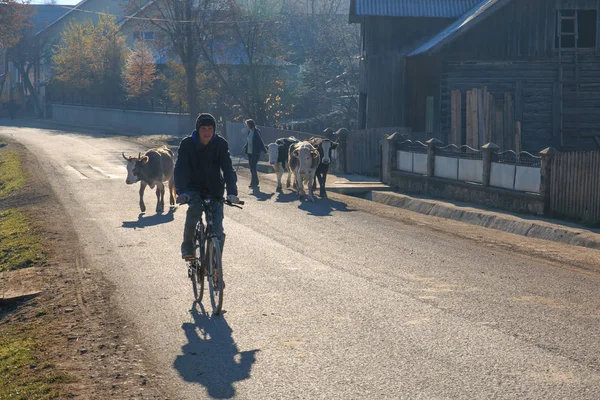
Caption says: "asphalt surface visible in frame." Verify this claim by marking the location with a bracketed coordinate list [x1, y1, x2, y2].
[2, 121, 599, 399]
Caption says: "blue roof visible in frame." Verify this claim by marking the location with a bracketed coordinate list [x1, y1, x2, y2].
[355, 0, 483, 18]
[409, 0, 510, 56]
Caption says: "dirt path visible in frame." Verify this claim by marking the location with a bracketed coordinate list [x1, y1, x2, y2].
[1, 139, 169, 399]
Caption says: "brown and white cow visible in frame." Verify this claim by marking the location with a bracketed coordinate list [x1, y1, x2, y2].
[266, 136, 299, 192]
[287, 141, 320, 201]
[122, 147, 175, 213]
[308, 136, 339, 198]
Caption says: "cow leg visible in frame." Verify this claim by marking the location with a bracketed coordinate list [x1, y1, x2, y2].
[155, 182, 165, 213]
[168, 177, 176, 207]
[275, 163, 283, 191]
[307, 175, 316, 201]
[296, 173, 304, 198]
[286, 167, 292, 188]
[319, 171, 327, 198]
[139, 181, 147, 213]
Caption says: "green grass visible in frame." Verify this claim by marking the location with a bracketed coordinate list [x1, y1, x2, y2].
[0, 149, 26, 197]
[0, 326, 72, 400]
[0, 209, 45, 272]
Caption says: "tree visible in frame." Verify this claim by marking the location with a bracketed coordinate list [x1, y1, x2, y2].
[123, 41, 158, 98]
[199, 0, 294, 125]
[0, 0, 32, 49]
[162, 60, 216, 110]
[52, 15, 127, 99]
[284, 0, 360, 128]
[127, 0, 219, 121]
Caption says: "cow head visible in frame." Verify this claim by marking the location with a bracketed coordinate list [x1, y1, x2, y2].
[320, 140, 336, 165]
[266, 142, 281, 164]
[122, 152, 149, 184]
[293, 144, 319, 175]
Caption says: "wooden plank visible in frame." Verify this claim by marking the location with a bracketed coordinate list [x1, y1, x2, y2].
[489, 93, 495, 145]
[551, 155, 559, 213]
[495, 104, 504, 148]
[593, 152, 598, 222]
[472, 88, 480, 148]
[451, 90, 462, 146]
[466, 90, 473, 147]
[515, 121, 522, 153]
[504, 92, 514, 150]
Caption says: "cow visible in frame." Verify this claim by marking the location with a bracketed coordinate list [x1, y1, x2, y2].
[308, 136, 339, 198]
[287, 141, 320, 201]
[122, 147, 175, 213]
[266, 136, 299, 192]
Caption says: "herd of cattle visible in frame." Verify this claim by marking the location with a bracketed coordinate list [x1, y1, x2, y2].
[121, 133, 340, 212]
[266, 136, 338, 202]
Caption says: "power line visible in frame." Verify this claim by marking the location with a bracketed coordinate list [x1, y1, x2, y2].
[54, 4, 281, 24]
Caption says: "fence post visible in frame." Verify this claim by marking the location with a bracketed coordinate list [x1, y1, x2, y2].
[337, 128, 349, 174]
[382, 132, 403, 184]
[539, 147, 558, 215]
[481, 142, 500, 186]
[426, 138, 443, 177]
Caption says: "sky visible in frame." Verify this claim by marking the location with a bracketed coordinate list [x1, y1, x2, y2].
[29, 1, 81, 4]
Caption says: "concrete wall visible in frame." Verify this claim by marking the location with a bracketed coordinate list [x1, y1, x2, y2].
[50, 104, 192, 136]
[389, 171, 545, 216]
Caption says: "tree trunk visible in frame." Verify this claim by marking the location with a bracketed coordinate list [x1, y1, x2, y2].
[15, 62, 42, 118]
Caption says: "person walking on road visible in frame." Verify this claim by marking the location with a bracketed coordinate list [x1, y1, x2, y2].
[242, 119, 267, 189]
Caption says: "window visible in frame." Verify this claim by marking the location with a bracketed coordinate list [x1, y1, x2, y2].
[134, 31, 155, 41]
[556, 9, 597, 49]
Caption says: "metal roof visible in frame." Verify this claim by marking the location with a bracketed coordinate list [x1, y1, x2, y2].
[31, 5, 69, 34]
[354, 0, 483, 18]
[408, 0, 510, 56]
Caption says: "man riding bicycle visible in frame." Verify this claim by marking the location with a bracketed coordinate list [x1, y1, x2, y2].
[174, 113, 240, 260]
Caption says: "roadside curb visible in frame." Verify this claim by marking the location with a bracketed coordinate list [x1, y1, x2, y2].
[244, 163, 600, 250]
[368, 191, 600, 250]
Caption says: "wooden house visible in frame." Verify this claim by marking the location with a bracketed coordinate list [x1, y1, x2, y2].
[351, 0, 600, 152]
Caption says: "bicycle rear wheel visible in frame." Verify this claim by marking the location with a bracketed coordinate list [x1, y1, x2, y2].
[206, 237, 223, 314]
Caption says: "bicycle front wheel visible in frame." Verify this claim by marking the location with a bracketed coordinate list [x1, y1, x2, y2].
[206, 237, 223, 314]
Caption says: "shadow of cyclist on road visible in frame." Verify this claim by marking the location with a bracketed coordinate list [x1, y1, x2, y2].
[173, 303, 259, 399]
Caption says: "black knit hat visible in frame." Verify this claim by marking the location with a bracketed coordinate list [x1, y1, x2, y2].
[196, 113, 216, 131]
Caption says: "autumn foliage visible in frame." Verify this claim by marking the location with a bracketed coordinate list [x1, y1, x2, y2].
[122, 41, 158, 98]
[53, 15, 127, 94]
[0, 0, 33, 49]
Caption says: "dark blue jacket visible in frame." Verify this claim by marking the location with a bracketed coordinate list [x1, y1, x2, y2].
[174, 131, 238, 198]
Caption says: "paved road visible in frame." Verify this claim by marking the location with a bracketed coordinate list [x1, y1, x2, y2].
[2, 122, 599, 399]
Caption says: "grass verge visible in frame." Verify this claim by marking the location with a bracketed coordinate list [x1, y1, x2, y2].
[0, 148, 26, 197]
[0, 322, 73, 400]
[0, 209, 44, 272]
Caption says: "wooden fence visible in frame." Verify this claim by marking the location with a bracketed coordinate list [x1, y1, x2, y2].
[550, 151, 600, 224]
[345, 127, 407, 176]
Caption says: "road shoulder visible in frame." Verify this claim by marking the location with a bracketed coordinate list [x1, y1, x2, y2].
[0, 138, 168, 399]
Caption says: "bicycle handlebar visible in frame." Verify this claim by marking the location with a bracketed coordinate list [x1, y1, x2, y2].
[176, 195, 244, 208]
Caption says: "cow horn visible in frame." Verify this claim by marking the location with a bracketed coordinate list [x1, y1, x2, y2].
[122, 152, 128, 160]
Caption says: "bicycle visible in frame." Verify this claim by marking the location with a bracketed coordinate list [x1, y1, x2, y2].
[178, 195, 243, 315]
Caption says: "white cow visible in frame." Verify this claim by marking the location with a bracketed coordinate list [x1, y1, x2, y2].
[287, 141, 320, 201]
[266, 137, 299, 191]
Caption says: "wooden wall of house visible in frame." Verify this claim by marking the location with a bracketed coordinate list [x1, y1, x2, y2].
[361, 17, 453, 128]
[437, 0, 600, 151]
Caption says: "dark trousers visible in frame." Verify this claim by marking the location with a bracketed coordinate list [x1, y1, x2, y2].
[181, 202, 225, 256]
[248, 153, 260, 186]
